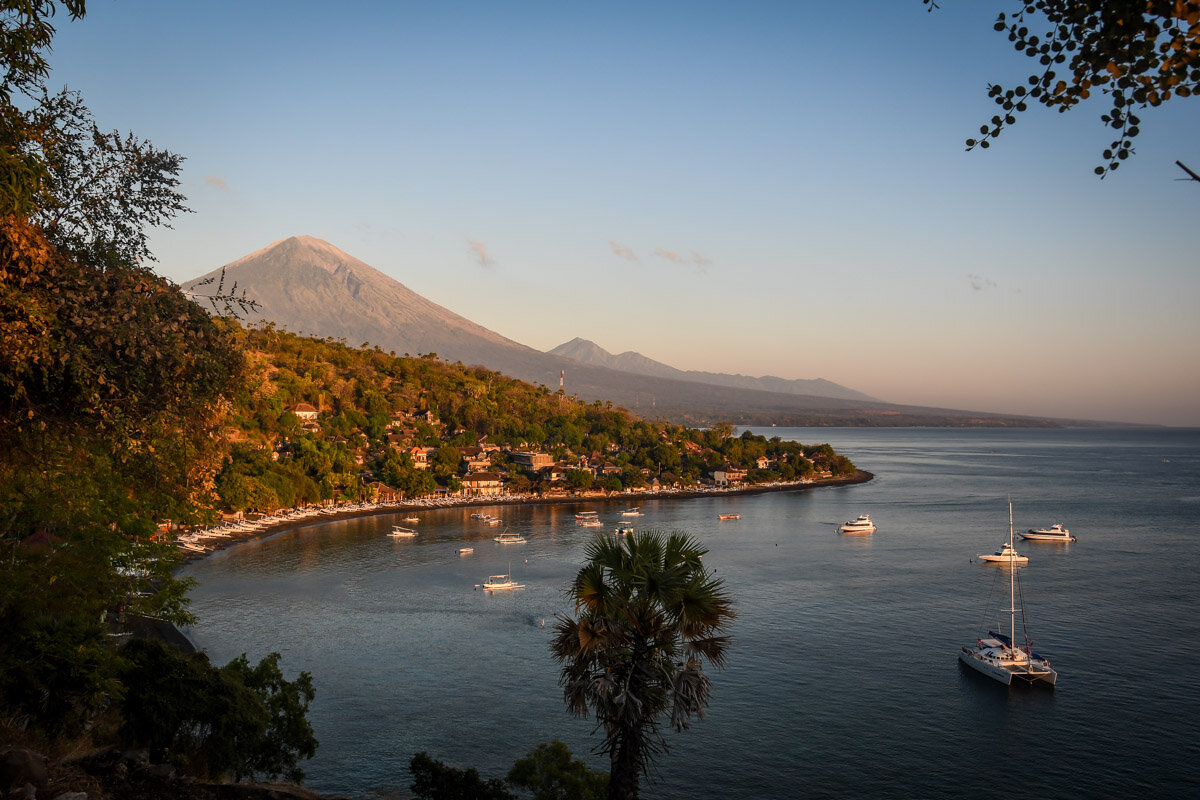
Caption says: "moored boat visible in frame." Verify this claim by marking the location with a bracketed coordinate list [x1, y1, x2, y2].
[478, 573, 525, 591]
[457, 546, 474, 555]
[959, 500, 1057, 686]
[388, 525, 417, 538]
[837, 514, 875, 533]
[1020, 523, 1076, 542]
[718, 513, 740, 521]
[494, 531, 527, 544]
[977, 541, 1028, 564]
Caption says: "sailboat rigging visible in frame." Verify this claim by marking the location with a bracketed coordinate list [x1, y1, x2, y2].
[959, 499, 1058, 686]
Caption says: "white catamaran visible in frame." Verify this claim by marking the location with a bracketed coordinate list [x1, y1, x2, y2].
[959, 500, 1058, 687]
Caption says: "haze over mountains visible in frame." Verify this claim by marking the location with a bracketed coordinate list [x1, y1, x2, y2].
[183, 237, 1060, 427]
[548, 338, 875, 402]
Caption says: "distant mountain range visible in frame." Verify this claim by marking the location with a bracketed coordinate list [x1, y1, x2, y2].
[183, 237, 1062, 427]
[548, 337, 876, 402]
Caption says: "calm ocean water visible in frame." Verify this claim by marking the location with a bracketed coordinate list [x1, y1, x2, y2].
[183, 427, 1200, 798]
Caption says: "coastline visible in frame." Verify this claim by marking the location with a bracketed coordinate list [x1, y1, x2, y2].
[176, 470, 873, 564]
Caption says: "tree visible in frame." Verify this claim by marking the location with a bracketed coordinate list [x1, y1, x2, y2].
[1, 0, 248, 735]
[550, 531, 734, 800]
[507, 739, 608, 800]
[409, 752, 515, 800]
[935, 0, 1200, 176]
[118, 639, 317, 783]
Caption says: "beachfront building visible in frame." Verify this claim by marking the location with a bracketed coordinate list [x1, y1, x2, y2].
[460, 472, 503, 497]
[712, 465, 746, 487]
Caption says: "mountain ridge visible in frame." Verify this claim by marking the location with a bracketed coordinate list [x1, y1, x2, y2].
[548, 337, 876, 402]
[181, 236, 1067, 427]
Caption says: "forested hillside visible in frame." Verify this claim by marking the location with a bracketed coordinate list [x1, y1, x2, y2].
[216, 324, 858, 514]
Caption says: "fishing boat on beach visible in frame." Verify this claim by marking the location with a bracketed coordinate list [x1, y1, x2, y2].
[959, 500, 1058, 686]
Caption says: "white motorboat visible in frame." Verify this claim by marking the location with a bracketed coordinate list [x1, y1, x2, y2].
[614, 525, 634, 535]
[620, 508, 643, 517]
[837, 514, 876, 533]
[977, 541, 1028, 564]
[478, 573, 525, 591]
[456, 547, 474, 555]
[388, 526, 417, 538]
[1020, 523, 1076, 542]
[959, 500, 1058, 686]
[493, 531, 527, 544]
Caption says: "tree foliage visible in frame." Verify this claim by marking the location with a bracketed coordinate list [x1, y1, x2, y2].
[118, 639, 317, 783]
[409, 751, 515, 800]
[1, 0, 250, 740]
[934, 0, 1200, 176]
[550, 531, 734, 800]
[507, 739, 608, 800]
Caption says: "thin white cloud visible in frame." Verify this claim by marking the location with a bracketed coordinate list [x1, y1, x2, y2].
[204, 175, 228, 190]
[654, 248, 683, 263]
[467, 239, 495, 267]
[610, 241, 638, 262]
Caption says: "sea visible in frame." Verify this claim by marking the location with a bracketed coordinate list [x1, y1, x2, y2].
[182, 427, 1200, 799]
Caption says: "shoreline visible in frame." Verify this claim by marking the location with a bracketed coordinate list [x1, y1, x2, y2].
[176, 470, 873, 564]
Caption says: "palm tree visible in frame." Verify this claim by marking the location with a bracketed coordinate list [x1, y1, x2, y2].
[550, 530, 734, 800]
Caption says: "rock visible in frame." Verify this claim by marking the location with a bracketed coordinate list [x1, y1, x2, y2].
[51, 793, 89, 800]
[0, 747, 49, 793]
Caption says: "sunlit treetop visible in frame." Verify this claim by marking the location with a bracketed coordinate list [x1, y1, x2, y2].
[927, 0, 1200, 177]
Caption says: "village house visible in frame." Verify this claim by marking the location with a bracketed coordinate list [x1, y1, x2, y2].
[408, 446, 430, 470]
[712, 465, 747, 487]
[293, 402, 318, 421]
[460, 446, 492, 473]
[459, 472, 503, 497]
[511, 451, 554, 470]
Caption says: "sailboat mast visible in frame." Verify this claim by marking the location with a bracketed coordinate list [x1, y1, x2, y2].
[1008, 498, 1016, 648]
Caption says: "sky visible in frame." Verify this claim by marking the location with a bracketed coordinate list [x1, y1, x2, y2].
[46, 1, 1200, 426]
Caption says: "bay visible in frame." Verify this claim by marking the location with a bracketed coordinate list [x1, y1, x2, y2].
[183, 427, 1200, 798]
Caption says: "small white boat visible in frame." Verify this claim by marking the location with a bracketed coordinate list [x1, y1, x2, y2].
[388, 526, 418, 538]
[457, 547, 474, 555]
[614, 525, 634, 535]
[494, 531, 527, 544]
[478, 573, 525, 591]
[718, 513, 741, 521]
[402, 516, 419, 523]
[1020, 523, 1076, 542]
[837, 514, 875, 533]
[620, 508, 643, 517]
[978, 541, 1028, 564]
[960, 500, 1057, 686]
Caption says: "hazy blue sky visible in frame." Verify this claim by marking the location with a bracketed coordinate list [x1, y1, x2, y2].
[49, 1, 1199, 425]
